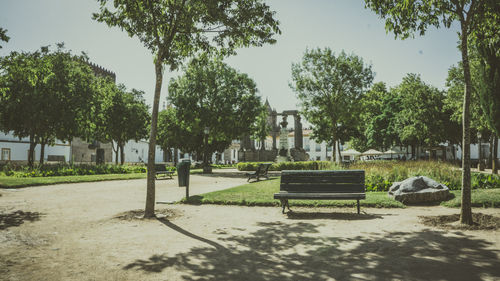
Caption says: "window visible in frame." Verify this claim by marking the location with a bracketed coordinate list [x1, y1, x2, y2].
[327, 146, 333, 152]
[305, 145, 310, 152]
[316, 156, 321, 161]
[1, 148, 10, 161]
[315, 145, 321, 152]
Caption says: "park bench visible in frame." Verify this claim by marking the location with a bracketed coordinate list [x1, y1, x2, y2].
[246, 163, 273, 182]
[155, 164, 174, 180]
[274, 170, 365, 214]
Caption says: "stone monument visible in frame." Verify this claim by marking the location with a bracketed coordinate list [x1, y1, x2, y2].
[277, 115, 293, 162]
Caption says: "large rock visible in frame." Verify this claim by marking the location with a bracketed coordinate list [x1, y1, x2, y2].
[388, 176, 450, 204]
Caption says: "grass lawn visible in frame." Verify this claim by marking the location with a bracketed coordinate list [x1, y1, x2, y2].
[0, 173, 147, 188]
[183, 177, 406, 208]
[442, 189, 500, 208]
[183, 178, 500, 209]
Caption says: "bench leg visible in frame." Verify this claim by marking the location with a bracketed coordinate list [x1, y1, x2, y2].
[280, 199, 290, 214]
[357, 199, 360, 214]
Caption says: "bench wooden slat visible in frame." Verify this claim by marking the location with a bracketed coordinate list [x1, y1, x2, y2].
[274, 192, 365, 199]
[281, 176, 364, 184]
[275, 170, 366, 214]
[280, 183, 364, 193]
[281, 170, 364, 176]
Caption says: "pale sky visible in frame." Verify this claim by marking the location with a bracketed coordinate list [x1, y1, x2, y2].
[1, 0, 461, 114]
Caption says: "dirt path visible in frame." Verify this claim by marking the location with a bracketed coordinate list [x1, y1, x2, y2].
[1, 177, 500, 281]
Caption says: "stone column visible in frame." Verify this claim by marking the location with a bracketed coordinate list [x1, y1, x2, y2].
[272, 132, 277, 150]
[271, 112, 278, 150]
[278, 115, 289, 151]
[294, 114, 303, 149]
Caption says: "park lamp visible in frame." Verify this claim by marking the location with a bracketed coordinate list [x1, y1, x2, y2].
[204, 126, 210, 135]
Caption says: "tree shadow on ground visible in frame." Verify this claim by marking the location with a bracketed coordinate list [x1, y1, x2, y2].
[124, 219, 500, 281]
[286, 211, 388, 220]
[0, 210, 42, 230]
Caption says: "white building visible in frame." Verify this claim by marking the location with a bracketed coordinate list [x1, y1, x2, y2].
[0, 132, 70, 163]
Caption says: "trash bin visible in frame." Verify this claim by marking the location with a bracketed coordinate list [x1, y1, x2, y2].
[96, 148, 105, 165]
[177, 159, 191, 187]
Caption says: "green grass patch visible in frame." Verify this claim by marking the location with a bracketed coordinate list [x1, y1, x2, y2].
[182, 178, 405, 208]
[0, 173, 147, 188]
[348, 161, 500, 191]
[441, 189, 500, 208]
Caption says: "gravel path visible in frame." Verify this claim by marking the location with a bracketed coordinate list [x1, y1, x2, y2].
[1, 176, 500, 281]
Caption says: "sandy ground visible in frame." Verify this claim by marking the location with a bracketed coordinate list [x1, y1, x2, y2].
[1, 175, 500, 281]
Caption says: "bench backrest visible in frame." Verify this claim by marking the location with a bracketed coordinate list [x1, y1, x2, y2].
[280, 170, 365, 193]
[262, 163, 272, 173]
[155, 164, 167, 172]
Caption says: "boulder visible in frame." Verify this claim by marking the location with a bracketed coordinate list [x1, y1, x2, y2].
[388, 176, 450, 204]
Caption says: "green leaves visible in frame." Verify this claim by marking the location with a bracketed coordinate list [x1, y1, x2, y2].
[364, 0, 454, 40]
[290, 47, 374, 150]
[93, 0, 281, 69]
[0, 27, 9, 49]
[0, 45, 96, 142]
[92, 79, 151, 148]
[394, 74, 447, 147]
[158, 54, 261, 156]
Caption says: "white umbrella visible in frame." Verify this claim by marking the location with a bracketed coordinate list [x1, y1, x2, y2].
[384, 149, 399, 159]
[361, 149, 383, 155]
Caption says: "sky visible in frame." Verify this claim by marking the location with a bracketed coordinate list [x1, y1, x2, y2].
[1, 0, 462, 114]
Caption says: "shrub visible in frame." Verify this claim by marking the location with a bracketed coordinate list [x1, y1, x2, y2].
[236, 161, 339, 171]
[6, 163, 148, 178]
[349, 160, 500, 191]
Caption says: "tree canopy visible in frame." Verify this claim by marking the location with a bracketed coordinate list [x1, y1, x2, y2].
[158, 55, 262, 167]
[0, 44, 96, 167]
[364, 0, 490, 226]
[290, 48, 374, 161]
[93, 0, 281, 218]
[93, 80, 151, 164]
[470, 3, 500, 136]
[0, 27, 9, 49]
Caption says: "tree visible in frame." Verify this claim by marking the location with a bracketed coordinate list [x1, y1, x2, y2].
[93, 0, 280, 218]
[0, 27, 9, 49]
[290, 48, 374, 162]
[93, 80, 151, 164]
[470, 4, 500, 174]
[252, 104, 271, 150]
[471, 3, 500, 136]
[393, 74, 447, 158]
[358, 82, 401, 151]
[0, 45, 96, 167]
[364, 0, 492, 225]
[161, 55, 262, 171]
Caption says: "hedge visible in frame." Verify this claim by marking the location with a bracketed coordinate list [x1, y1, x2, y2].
[237, 161, 340, 171]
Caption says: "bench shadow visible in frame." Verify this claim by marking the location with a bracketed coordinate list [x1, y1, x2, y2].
[124, 219, 500, 281]
[286, 211, 387, 220]
[195, 173, 247, 179]
[0, 210, 42, 230]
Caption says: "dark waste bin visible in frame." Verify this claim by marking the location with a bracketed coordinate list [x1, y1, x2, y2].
[96, 148, 105, 165]
[177, 159, 191, 187]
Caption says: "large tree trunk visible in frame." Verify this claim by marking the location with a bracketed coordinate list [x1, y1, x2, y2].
[28, 134, 36, 169]
[478, 135, 484, 171]
[488, 134, 493, 169]
[144, 60, 163, 218]
[111, 141, 118, 165]
[493, 135, 498, 174]
[460, 22, 473, 225]
[331, 136, 336, 163]
[39, 138, 46, 165]
[120, 143, 125, 165]
[175, 148, 179, 165]
[337, 141, 341, 164]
